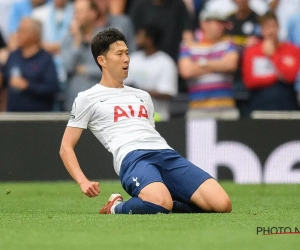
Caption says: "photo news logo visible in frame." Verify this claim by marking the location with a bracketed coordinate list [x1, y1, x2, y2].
[257, 227, 300, 235]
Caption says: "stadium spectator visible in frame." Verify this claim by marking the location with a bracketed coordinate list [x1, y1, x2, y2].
[108, 0, 128, 15]
[59, 27, 232, 215]
[0, 30, 8, 111]
[286, 12, 300, 47]
[32, 0, 74, 111]
[182, 0, 208, 29]
[124, 24, 178, 121]
[77, 0, 131, 15]
[203, 0, 268, 16]
[178, 10, 239, 119]
[268, 0, 300, 41]
[0, 0, 21, 41]
[128, 0, 194, 63]
[0, 64, 2, 91]
[224, 0, 261, 49]
[8, 0, 46, 51]
[128, 0, 194, 93]
[242, 12, 300, 112]
[2, 17, 60, 112]
[61, 0, 102, 111]
[224, 0, 261, 117]
[94, 0, 136, 53]
[0, 65, 2, 88]
[0, 63, 5, 112]
[0, 30, 7, 64]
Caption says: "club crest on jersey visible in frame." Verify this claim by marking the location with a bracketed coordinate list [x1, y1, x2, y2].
[114, 105, 148, 122]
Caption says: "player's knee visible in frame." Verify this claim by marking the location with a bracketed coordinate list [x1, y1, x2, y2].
[139, 185, 173, 211]
[154, 196, 173, 211]
[217, 196, 232, 213]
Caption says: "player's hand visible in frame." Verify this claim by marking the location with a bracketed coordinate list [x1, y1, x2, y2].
[80, 181, 100, 198]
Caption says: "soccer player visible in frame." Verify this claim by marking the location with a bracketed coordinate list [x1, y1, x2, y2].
[59, 28, 232, 214]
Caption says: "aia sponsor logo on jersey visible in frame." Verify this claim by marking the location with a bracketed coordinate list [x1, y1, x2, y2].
[114, 105, 148, 122]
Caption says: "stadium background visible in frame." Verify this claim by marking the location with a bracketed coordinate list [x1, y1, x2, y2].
[1, 113, 300, 184]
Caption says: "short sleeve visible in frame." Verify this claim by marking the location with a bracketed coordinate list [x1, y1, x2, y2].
[67, 94, 92, 129]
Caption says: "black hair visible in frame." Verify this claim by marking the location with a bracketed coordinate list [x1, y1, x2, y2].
[139, 23, 162, 49]
[91, 28, 127, 71]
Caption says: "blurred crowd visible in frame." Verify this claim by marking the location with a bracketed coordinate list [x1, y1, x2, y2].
[0, 0, 300, 120]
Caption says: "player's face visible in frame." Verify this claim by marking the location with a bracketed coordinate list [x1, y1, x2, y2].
[104, 41, 130, 82]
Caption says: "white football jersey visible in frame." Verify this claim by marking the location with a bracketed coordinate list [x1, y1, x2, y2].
[67, 84, 172, 175]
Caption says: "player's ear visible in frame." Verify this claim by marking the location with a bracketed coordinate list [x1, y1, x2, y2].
[97, 55, 106, 69]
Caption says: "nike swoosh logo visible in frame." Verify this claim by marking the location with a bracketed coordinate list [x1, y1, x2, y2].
[100, 99, 108, 102]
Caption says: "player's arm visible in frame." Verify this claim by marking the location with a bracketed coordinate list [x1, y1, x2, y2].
[59, 126, 100, 197]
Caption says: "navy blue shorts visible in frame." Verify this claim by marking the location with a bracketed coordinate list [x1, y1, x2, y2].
[119, 149, 212, 203]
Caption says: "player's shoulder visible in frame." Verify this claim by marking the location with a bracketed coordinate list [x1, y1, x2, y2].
[78, 84, 97, 95]
[124, 85, 150, 97]
[75, 84, 101, 102]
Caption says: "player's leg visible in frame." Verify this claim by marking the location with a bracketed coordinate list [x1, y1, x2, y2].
[138, 181, 173, 210]
[102, 182, 172, 214]
[99, 183, 172, 214]
[99, 150, 173, 214]
[172, 200, 206, 213]
[189, 178, 232, 213]
[172, 179, 232, 213]
[160, 150, 231, 213]
[113, 182, 173, 214]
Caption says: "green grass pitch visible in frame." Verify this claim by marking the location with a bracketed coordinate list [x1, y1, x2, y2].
[1, 181, 300, 250]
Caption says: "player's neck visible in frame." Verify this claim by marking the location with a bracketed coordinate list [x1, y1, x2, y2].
[99, 78, 124, 88]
